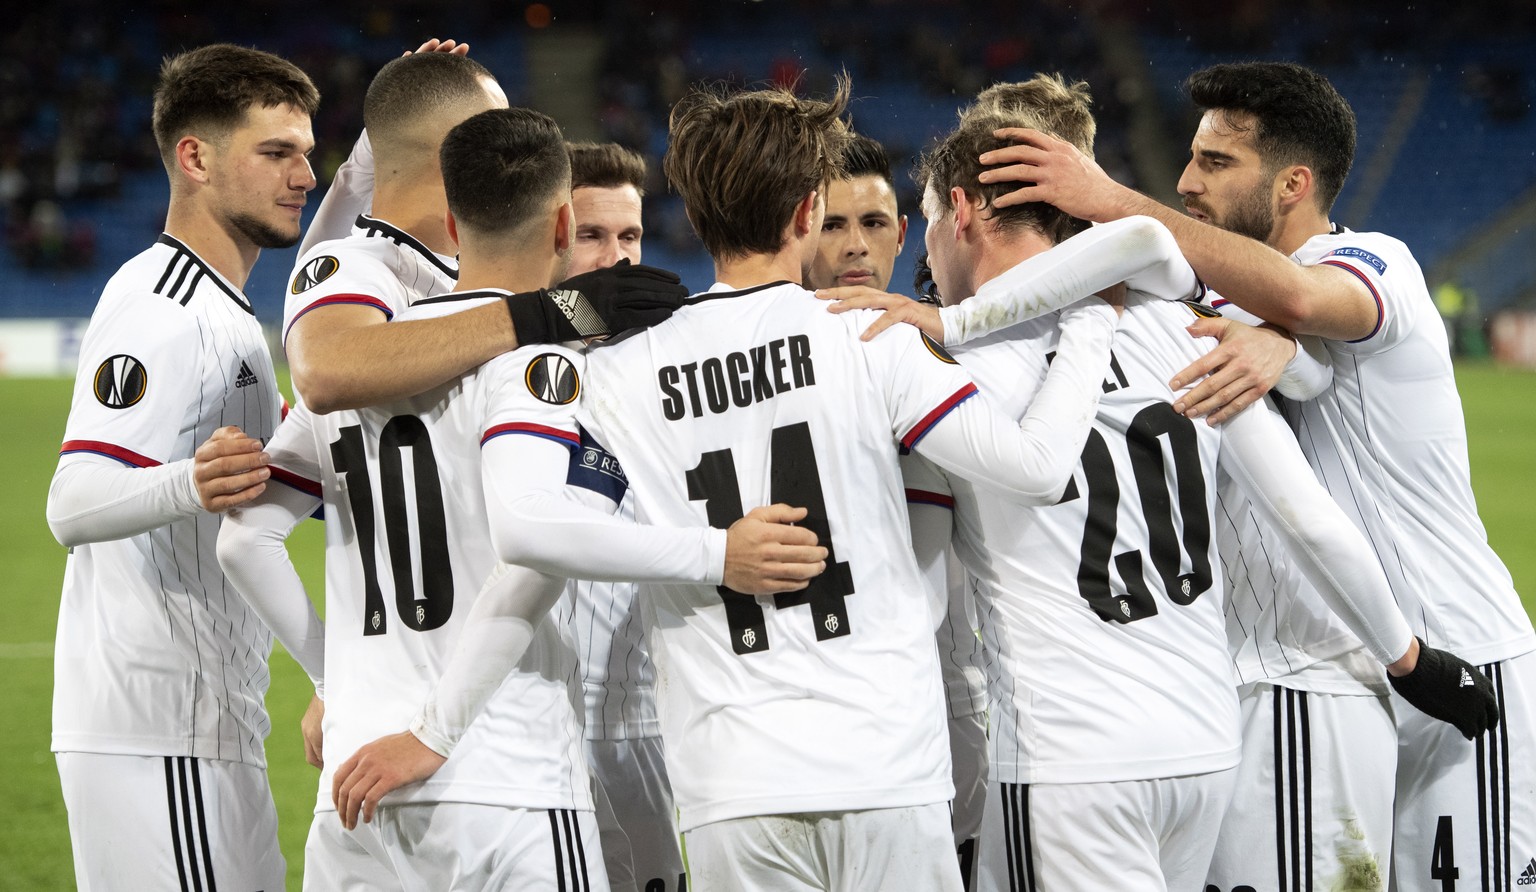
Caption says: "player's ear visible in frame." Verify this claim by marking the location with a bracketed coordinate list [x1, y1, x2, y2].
[1277, 164, 1313, 211]
[793, 190, 821, 239]
[896, 214, 908, 255]
[445, 210, 461, 249]
[949, 187, 972, 238]
[554, 201, 573, 253]
[175, 135, 213, 186]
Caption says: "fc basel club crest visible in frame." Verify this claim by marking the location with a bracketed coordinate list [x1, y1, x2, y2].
[920, 331, 958, 364]
[93, 354, 147, 409]
[290, 255, 340, 294]
[525, 353, 580, 405]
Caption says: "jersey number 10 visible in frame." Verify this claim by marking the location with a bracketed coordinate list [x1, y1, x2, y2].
[330, 418, 455, 637]
[685, 421, 856, 655]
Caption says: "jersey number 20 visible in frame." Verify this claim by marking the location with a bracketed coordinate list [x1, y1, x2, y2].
[685, 421, 855, 655]
[331, 418, 454, 637]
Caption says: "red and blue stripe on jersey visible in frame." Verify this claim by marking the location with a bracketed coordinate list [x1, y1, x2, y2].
[481, 422, 581, 450]
[900, 383, 979, 454]
[60, 439, 159, 468]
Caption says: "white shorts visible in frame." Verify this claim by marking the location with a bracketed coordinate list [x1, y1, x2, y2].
[1391, 650, 1536, 892]
[1206, 683, 1395, 892]
[303, 802, 609, 892]
[976, 769, 1237, 892]
[685, 803, 964, 892]
[587, 736, 684, 892]
[56, 752, 284, 892]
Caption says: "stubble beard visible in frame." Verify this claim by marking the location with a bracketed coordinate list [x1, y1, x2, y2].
[229, 211, 301, 250]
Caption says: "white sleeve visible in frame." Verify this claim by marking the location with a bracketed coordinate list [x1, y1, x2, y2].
[299, 130, 374, 256]
[482, 433, 727, 584]
[408, 563, 568, 757]
[215, 480, 327, 690]
[1220, 402, 1414, 666]
[1274, 334, 1333, 400]
[47, 455, 201, 546]
[938, 216, 1196, 345]
[914, 300, 1116, 504]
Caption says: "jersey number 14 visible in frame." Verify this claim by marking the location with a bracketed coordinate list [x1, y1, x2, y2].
[685, 421, 856, 655]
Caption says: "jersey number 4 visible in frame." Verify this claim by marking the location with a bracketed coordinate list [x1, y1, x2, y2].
[1061, 402, 1212, 623]
[331, 419, 454, 637]
[685, 421, 855, 655]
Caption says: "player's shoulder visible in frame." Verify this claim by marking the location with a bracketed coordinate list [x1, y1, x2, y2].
[1294, 228, 1418, 278]
[288, 233, 406, 296]
[94, 237, 234, 325]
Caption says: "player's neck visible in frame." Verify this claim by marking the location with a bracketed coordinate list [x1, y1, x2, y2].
[372, 178, 456, 256]
[1271, 205, 1331, 257]
[454, 250, 555, 295]
[163, 200, 258, 290]
[713, 249, 804, 291]
[971, 227, 1056, 294]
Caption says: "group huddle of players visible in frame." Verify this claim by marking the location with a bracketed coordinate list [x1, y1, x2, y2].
[46, 34, 1534, 892]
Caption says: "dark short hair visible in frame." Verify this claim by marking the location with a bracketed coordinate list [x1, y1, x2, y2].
[152, 44, 319, 172]
[839, 134, 893, 185]
[664, 79, 851, 261]
[1184, 62, 1356, 212]
[440, 108, 570, 234]
[568, 142, 647, 196]
[920, 74, 1094, 244]
[363, 52, 496, 140]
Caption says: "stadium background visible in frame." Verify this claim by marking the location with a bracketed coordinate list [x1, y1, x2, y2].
[0, 1, 1532, 887]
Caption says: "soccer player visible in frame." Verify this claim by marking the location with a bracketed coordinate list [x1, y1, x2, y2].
[43, 44, 319, 890]
[285, 48, 682, 415]
[563, 139, 688, 892]
[220, 106, 821, 890]
[551, 78, 1135, 892]
[806, 132, 990, 860]
[830, 73, 1498, 892]
[978, 61, 1535, 892]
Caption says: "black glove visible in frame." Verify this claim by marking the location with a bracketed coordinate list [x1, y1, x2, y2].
[1388, 638, 1501, 739]
[505, 260, 688, 344]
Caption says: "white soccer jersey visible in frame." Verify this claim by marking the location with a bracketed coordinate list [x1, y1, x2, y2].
[1282, 228, 1534, 664]
[567, 505, 661, 740]
[263, 291, 589, 812]
[579, 280, 983, 831]
[281, 214, 457, 345]
[904, 298, 1242, 785]
[53, 234, 282, 766]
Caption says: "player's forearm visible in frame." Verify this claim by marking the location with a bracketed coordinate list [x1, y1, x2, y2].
[411, 564, 567, 756]
[920, 301, 1116, 503]
[940, 216, 1193, 345]
[47, 456, 202, 546]
[216, 484, 327, 686]
[1222, 404, 1414, 666]
[1274, 334, 1333, 400]
[299, 130, 374, 256]
[292, 303, 518, 413]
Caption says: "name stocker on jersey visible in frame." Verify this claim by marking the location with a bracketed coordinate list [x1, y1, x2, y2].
[1284, 229, 1534, 664]
[54, 235, 281, 767]
[264, 293, 588, 813]
[579, 281, 978, 831]
[903, 297, 1242, 785]
[282, 214, 458, 345]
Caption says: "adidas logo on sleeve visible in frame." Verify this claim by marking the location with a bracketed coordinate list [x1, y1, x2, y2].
[1517, 858, 1536, 885]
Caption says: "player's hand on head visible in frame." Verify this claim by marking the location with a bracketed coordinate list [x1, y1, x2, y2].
[1387, 638, 1501, 740]
[301, 694, 324, 770]
[976, 127, 1127, 222]
[507, 259, 689, 344]
[193, 426, 270, 512]
[816, 286, 944, 343]
[405, 38, 470, 57]
[332, 730, 447, 831]
[723, 504, 828, 595]
[1169, 318, 1296, 425]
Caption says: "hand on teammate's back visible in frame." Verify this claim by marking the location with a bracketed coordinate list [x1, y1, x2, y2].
[1388, 637, 1501, 739]
[817, 285, 943, 343]
[505, 259, 689, 344]
[1169, 316, 1296, 424]
[193, 426, 270, 512]
[723, 504, 828, 595]
[332, 731, 448, 830]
